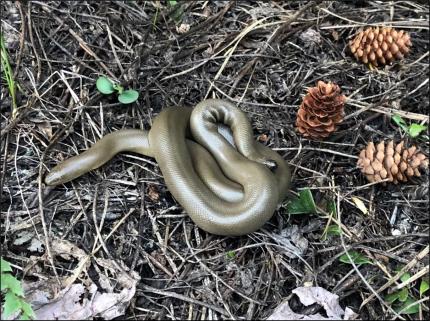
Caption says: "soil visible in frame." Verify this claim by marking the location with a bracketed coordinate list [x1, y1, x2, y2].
[1, 1, 429, 320]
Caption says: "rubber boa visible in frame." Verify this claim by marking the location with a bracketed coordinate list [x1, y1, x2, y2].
[45, 99, 291, 236]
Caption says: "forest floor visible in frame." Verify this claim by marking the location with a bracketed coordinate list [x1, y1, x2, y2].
[1, 1, 429, 320]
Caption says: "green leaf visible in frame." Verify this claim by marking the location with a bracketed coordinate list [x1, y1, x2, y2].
[1, 273, 24, 296]
[118, 90, 139, 104]
[395, 297, 420, 315]
[327, 200, 337, 216]
[167, 0, 184, 23]
[392, 114, 408, 132]
[20, 300, 36, 320]
[385, 291, 401, 304]
[339, 251, 372, 265]
[419, 279, 429, 296]
[96, 76, 115, 94]
[326, 225, 342, 236]
[1, 258, 12, 273]
[287, 188, 316, 214]
[398, 287, 409, 302]
[2, 292, 21, 318]
[408, 123, 427, 138]
[400, 272, 411, 283]
[226, 251, 235, 259]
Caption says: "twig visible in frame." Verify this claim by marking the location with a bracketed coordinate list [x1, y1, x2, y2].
[274, 147, 359, 159]
[38, 3, 116, 79]
[227, 1, 319, 95]
[360, 245, 429, 309]
[140, 284, 229, 317]
[391, 265, 429, 291]
[346, 100, 429, 122]
[27, 2, 41, 82]
[13, 1, 26, 79]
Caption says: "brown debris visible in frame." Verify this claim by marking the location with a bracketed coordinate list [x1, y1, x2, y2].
[357, 140, 428, 184]
[349, 27, 412, 66]
[296, 81, 346, 140]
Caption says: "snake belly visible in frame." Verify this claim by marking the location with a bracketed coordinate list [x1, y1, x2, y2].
[45, 99, 291, 236]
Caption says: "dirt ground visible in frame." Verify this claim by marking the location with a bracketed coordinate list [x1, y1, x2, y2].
[1, 1, 429, 320]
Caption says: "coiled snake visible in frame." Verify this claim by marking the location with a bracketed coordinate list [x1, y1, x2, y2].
[45, 99, 291, 236]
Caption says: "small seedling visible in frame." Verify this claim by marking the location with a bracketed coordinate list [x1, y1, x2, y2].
[226, 251, 236, 259]
[96, 76, 139, 104]
[1, 258, 35, 320]
[321, 200, 342, 240]
[287, 188, 317, 215]
[167, 0, 184, 24]
[392, 114, 427, 138]
[384, 268, 427, 315]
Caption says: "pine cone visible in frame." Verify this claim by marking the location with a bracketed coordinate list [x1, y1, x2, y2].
[296, 81, 346, 139]
[350, 27, 412, 67]
[357, 140, 428, 184]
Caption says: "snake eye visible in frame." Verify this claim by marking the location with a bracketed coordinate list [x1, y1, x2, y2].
[263, 159, 277, 171]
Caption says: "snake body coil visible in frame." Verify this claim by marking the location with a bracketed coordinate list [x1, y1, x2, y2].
[45, 99, 291, 236]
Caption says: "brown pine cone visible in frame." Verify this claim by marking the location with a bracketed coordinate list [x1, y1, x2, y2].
[357, 140, 428, 184]
[296, 81, 346, 139]
[349, 27, 412, 67]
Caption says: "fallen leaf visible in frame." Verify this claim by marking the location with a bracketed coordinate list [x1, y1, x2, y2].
[147, 184, 160, 202]
[37, 121, 53, 140]
[19, 265, 138, 320]
[331, 30, 339, 41]
[176, 23, 190, 34]
[28, 238, 44, 252]
[351, 197, 368, 215]
[257, 134, 269, 143]
[267, 286, 357, 320]
[12, 240, 140, 320]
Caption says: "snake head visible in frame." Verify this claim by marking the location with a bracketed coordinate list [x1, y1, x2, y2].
[259, 158, 278, 171]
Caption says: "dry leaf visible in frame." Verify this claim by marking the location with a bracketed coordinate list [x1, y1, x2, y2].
[331, 30, 339, 41]
[176, 23, 190, 34]
[19, 264, 138, 320]
[148, 184, 160, 202]
[351, 197, 368, 215]
[267, 286, 357, 320]
[11, 240, 141, 320]
[37, 121, 53, 140]
[257, 134, 269, 143]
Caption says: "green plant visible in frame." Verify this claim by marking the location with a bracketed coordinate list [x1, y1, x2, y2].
[165, 0, 184, 24]
[226, 250, 236, 259]
[96, 76, 139, 104]
[384, 268, 429, 315]
[1, 258, 35, 320]
[392, 114, 428, 138]
[1, 33, 18, 119]
[339, 250, 373, 265]
[321, 200, 342, 240]
[287, 188, 317, 215]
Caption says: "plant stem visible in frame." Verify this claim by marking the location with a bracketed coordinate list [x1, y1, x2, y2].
[0, 34, 17, 119]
